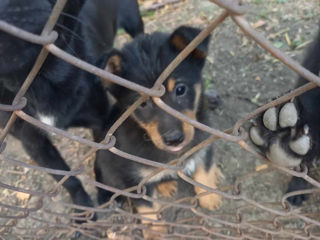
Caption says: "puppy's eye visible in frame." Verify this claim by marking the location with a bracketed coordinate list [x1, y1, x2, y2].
[140, 102, 147, 108]
[175, 84, 187, 97]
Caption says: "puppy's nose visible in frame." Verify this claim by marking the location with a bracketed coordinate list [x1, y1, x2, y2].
[163, 130, 184, 146]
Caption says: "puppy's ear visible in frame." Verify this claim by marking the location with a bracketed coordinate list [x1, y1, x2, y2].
[169, 26, 210, 59]
[105, 49, 123, 75]
[96, 49, 123, 87]
[99, 49, 130, 103]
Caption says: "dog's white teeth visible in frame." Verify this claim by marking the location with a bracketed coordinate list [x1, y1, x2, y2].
[263, 107, 277, 131]
[303, 124, 309, 135]
[279, 103, 298, 128]
[289, 135, 311, 156]
[267, 139, 302, 167]
[249, 127, 265, 146]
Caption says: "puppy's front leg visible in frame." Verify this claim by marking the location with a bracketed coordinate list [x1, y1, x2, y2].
[193, 162, 223, 211]
[136, 202, 167, 240]
[11, 120, 94, 221]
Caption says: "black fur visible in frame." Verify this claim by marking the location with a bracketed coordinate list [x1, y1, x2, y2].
[0, 0, 143, 218]
[117, 0, 144, 38]
[285, 28, 320, 204]
[79, 0, 144, 59]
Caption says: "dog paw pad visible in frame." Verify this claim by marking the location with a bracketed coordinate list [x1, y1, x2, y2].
[279, 102, 298, 128]
[249, 126, 265, 146]
[289, 134, 310, 155]
[263, 107, 277, 131]
[267, 139, 302, 167]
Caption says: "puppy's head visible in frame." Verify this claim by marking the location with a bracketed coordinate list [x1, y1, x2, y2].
[105, 26, 210, 153]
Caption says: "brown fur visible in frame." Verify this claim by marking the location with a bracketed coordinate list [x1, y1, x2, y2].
[135, 120, 167, 150]
[193, 163, 223, 210]
[167, 78, 176, 92]
[157, 180, 178, 198]
[134, 109, 197, 152]
[171, 35, 206, 59]
[171, 34, 188, 52]
[181, 110, 196, 146]
[191, 47, 207, 59]
[103, 55, 122, 87]
[136, 204, 167, 240]
[106, 54, 122, 74]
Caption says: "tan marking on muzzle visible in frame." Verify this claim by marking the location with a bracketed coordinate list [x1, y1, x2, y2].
[167, 78, 176, 92]
[141, 110, 197, 152]
[181, 110, 196, 146]
[136, 120, 167, 150]
[178, 84, 201, 147]
[133, 101, 200, 152]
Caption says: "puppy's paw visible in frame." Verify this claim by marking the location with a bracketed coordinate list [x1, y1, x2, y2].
[198, 191, 222, 211]
[157, 180, 178, 198]
[249, 102, 311, 167]
[71, 190, 97, 224]
[194, 164, 223, 211]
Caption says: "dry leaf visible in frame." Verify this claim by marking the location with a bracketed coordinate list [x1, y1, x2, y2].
[206, 56, 214, 64]
[16, 192, 30, 201]
[252, 20, 266, 29]
[256, 164, 269, 171]
[241, 36, 249, 47]
[285, 32, 291, 46]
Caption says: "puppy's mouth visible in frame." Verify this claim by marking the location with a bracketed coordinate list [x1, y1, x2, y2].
[162, 140, 190, 153]
[144, 130, 193, 153]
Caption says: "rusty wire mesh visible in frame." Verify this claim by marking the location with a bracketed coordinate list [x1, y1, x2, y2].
[0, 0, 320, 239]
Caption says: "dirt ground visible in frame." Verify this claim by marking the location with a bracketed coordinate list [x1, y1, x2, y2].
[0, 0, 320, 239]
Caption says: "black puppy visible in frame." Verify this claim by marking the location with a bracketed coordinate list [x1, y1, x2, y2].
[80, 0, 144, 59]
[0, 0, 143, 217]
[249, 28, 320, 206]
[95, 26, 223, 238]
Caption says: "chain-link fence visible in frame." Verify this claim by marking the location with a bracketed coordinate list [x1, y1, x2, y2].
[0, 0, 320, 239]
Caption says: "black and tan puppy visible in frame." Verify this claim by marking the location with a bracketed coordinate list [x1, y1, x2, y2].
[249, 28, 320, 206]
[95, 26, 223, 238]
